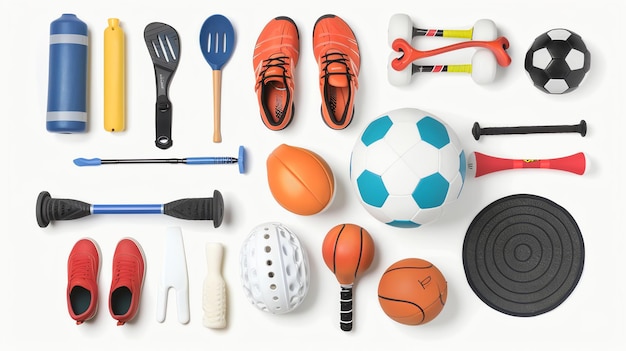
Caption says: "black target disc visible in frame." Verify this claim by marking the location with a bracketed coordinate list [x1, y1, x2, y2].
[462, 194, 584, 317]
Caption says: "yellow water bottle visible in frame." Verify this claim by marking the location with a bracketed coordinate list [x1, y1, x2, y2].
[104, 18, 125, 132]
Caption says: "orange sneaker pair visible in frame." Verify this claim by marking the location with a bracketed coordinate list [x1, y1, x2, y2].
[253, 14, 360, 131]
[67, 238, 145, 326]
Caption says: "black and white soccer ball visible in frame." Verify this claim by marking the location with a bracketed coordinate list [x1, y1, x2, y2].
[525, 29, 591, 94]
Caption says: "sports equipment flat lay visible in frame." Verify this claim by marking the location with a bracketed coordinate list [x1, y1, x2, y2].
[21, 4, 615, 349]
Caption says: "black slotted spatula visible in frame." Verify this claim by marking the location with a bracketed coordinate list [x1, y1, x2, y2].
[144, 22, 180, 149]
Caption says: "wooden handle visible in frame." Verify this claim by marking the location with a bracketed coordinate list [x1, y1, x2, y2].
[203, 242, 226, 328]
[212, 70, 222, 143]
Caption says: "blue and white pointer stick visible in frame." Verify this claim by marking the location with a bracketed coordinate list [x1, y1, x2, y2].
[73, 145, 246, 174]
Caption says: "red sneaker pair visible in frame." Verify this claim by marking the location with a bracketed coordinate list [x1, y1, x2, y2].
[253, 14, 360, 131]
[67, 238, 145, 326]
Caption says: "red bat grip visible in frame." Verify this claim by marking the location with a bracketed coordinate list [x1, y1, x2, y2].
[471, 152, 586, 177]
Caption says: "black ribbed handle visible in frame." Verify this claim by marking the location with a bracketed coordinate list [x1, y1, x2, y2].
[163, 190, 224, 227]
[36, 191, 91, 228]
[472, 120, 587, 140]
[340, 285, 353, 332]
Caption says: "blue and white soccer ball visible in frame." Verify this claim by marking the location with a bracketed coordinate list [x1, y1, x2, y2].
[350, 108, 466, 228]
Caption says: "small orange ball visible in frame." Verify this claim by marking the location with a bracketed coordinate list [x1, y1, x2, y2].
[321, 223, 375, 285]
[378, 258, 447, 325]
[266, 144, 335, 216]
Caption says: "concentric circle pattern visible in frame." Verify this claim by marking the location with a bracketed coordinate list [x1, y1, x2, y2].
[463, 194, 584, 317]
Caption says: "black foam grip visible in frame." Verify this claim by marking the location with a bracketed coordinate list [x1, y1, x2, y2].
[340, 286, 353, 331]
[163, 190, 224, 227]
[36, 191, 91, 228]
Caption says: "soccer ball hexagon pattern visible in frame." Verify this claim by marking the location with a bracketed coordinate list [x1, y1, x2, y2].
[524, 28, 591, 94]
[350, 108, 466, 228]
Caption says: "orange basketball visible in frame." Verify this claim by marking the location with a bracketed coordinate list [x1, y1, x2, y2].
[266, 144, 335, 216]
[378, 258, 447, 326]
[321, 224, 375, 285]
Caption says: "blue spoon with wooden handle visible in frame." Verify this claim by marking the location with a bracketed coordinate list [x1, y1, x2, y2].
[199, 15, 235, 143]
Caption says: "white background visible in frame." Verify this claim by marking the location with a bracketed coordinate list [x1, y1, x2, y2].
[2, 0, 624, 349]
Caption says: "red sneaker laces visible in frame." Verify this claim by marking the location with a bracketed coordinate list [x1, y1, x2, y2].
[70, 257, 93, 281]
[114, 257, 138, 283]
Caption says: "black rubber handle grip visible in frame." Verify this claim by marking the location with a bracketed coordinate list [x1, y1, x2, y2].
[163, 190, 224, 227]
[340, 285, 353, 332]
[37, 190, 224, 228]
[472, 120, 587, 140]
[36, 191, 91, 228]
[155, 95, 173, 149]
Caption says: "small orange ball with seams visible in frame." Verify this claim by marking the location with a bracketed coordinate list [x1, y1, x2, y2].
[378, 258, 447, 326]
[266, 144, 335, 216]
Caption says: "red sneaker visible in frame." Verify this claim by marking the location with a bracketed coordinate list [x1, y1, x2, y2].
[67, 238, 100, 325]
[253, 16, 300, 131]
[312, 14, 360, 130]
[109, 238, 145, 326]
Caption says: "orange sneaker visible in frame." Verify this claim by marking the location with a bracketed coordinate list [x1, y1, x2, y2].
[312, 14, 360, 130]
[109, 238, 145, 326]
[253, 16, 300, 131]
[67, 238, 100, 325]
